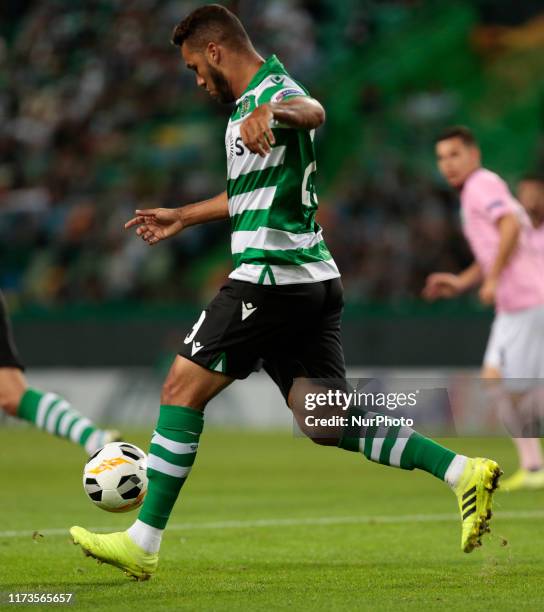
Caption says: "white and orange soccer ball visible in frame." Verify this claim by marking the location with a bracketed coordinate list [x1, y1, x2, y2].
[83, 442, 148, 512]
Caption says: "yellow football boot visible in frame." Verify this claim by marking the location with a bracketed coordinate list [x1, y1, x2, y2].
[70, 526, 158, 581]
[500, 468, 544, 492]
[453, 458, 502, 553]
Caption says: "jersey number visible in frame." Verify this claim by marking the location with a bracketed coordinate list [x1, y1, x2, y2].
[184, 310, 206, 344]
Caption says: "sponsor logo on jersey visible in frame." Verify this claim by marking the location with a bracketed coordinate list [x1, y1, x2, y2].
[235, 136, 245, 156]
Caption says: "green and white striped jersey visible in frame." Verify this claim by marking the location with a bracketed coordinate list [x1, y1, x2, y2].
[225, 55, 340, 285]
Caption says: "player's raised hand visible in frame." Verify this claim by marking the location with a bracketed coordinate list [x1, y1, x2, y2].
[124, 208, 184, 245]
[422, 273, 462, 301]
[240, 104, 276, 157]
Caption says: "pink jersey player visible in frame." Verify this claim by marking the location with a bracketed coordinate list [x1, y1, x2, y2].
[425, 126, 544, 491]
[461, 168, 544, 313]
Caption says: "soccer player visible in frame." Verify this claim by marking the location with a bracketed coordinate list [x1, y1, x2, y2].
[70, 6, 501, 580]
[0, 290, 119, 455]
[518, 175, 544, 249]
[424, 126, 544, 491]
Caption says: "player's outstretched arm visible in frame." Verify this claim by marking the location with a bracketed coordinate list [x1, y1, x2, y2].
[125, 192, 229, 246]
[423, 261, 482, 301]
[240, 98, 325, 157]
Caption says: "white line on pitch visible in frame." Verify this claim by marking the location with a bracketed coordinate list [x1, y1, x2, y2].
[1, 509, 543, 539]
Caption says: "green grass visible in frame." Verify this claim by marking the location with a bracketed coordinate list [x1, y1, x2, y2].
[1, 428, 543, 611]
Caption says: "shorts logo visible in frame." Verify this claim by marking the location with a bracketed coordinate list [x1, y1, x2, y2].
[241, 301, 257, 321]
[192, 341, 204, 356]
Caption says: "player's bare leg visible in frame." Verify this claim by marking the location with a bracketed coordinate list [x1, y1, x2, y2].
[160, 354, 233, 408]
[0, 367, 26, 415]
[0, 367, 119, 456]
[483, 366, 544, 490]
[71, 356, 233, 580]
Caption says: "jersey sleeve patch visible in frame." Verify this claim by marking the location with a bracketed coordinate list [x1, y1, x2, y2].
[486, 199, 506, 212]
[468, 173, 516, 223]
[484, 197, 515, 222]
[270, 87, 306, 103]
[257, 75, 309, 105]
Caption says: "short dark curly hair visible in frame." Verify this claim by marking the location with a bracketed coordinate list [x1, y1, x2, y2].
[171, 4, 252, 51]
[435, 125, 478, 146]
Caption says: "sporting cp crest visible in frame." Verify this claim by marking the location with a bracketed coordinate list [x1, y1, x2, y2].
[240, 97, 251, 117]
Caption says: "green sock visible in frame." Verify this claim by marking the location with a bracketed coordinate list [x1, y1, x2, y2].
[16, 388, 104, 454]
[138, 405, 204, 529]
[338, 410, 456, 481]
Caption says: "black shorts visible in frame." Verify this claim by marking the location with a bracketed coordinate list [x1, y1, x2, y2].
[0, 291, 24, 370]
[179, 278, 346, 401]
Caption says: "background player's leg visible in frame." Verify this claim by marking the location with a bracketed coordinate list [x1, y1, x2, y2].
[1, 290, 115, 455]
[483, 366, 544, 490]
[126, 356, 233, 555]
[0, 367, 117, 455]
[482, 306, 544, 488]
[483, 366, 543, 472]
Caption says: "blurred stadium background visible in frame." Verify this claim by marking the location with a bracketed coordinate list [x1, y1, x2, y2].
[2, 0, 544, 426]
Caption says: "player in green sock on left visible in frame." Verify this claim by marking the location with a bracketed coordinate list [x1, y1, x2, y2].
[15, 388, 121, 456]
[0, 292, 119, 456]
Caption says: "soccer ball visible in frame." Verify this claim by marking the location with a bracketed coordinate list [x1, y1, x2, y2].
[83, 442, 148, 513]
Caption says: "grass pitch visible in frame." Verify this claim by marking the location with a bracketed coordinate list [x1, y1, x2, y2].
[1, 427, 543, 611]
